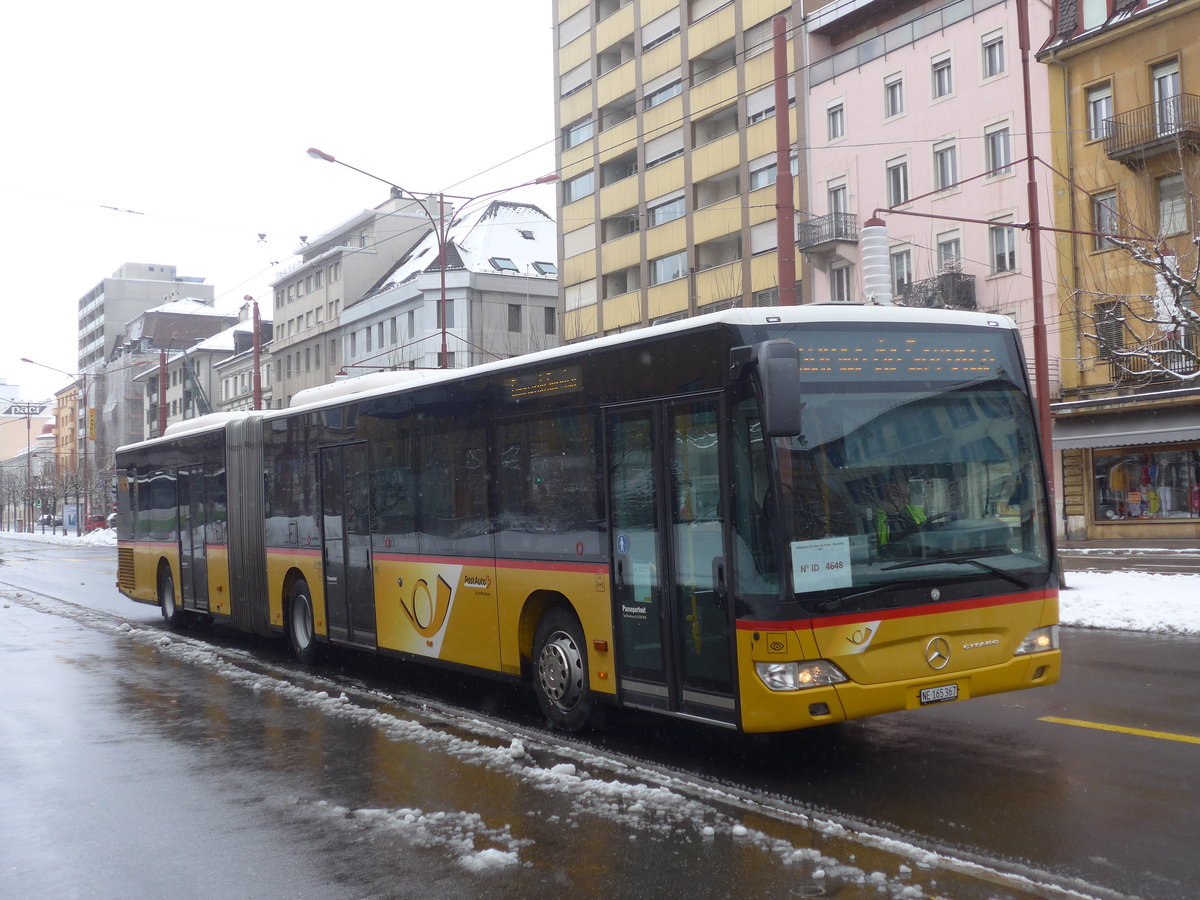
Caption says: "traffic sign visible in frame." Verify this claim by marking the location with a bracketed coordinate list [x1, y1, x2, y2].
[4, 403, 47, 417]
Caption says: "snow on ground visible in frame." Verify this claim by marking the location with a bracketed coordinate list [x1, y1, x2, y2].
[7, 526, 1196, 636]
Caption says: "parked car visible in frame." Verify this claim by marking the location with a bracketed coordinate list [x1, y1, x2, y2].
[85, 515, 107, 532]
[39, 514, 64, 526]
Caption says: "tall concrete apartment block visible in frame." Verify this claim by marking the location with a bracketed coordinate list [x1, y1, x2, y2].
[554, 0, 806, 341]
[76, 262, 215, 371]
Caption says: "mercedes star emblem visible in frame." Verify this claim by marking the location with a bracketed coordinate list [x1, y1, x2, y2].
[926, 636, 951, 670]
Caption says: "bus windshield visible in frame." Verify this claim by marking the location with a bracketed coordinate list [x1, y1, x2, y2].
[763, 324, 1052, 610]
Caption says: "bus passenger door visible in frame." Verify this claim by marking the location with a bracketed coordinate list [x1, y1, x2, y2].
[320, 443, 377, 648]
[177, 465, 209, 613]
[605, 399, 736, 725]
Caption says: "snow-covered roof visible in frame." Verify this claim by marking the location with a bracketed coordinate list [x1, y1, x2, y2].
[192, 319, 257, 354]
[143, 297, 227, 316]
[368, 200, 557, 297]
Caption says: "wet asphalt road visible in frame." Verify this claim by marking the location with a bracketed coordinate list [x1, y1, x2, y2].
[2, 536, 1198, 899]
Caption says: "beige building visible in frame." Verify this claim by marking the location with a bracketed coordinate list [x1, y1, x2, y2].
[1039, 0, 1200, 540]
[76, 263, 214, 371]
[269, 195, 431, 406]
[554, 0, 806, 341]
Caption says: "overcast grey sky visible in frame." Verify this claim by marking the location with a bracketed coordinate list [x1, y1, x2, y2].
[2, 0, 557, 403]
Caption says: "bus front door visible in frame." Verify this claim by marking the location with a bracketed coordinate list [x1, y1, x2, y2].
[606, 398, 736, 726]
[320, 442, 377, 648]
[177, 465, 209, 613]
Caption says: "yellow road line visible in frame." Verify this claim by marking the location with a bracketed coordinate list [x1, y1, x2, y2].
[1040, 716, 1200, 745]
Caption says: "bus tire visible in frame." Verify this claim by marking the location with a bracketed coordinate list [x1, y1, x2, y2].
[532, 607, 593, 732]
[287, 580, 319, 665]
[159, 567, 182, 626]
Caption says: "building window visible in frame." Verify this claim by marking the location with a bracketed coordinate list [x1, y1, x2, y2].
[533, 261, 557, 275]
[649, 195, 686, 226]
[365, 327, 372, 354]
[314, 270, 323, 289]
[932, 55, 953, 98]
[1158, 174, 1186, 235]
[886, 159, 909, 206]
[544, 307, 557, 335]
[1094, 301, 1125, 360]
[490, 257, 520, 272]
[989, 218, 1017, 273]
[828, 183, 848, 215]
[564, 170, 595, 203]
[750, 162, 777, 190]
[314, 343, 320, 368]
[1091, 190, 1119, 250]
[830, 265, 851, 302]
[650, 250, 687, 285]
[827, 102, 845, 140]
[1092, 447, 1200, 521]
[1086, 82, 1113, 141]
[985, 124, 1012, 175]
[645, 79, 682, 109]
[1082, 0, 1107, 29]
[884, 74, 904, 117]
[1153, 59, 1182, 135]
[937, 232, 961, 269]
[934, 141, 958, 190]
[562, 117, 594, 150]
[982, 32, 1005, 79]
[508, 304, 521, 332]
[891, 248, 913, 296]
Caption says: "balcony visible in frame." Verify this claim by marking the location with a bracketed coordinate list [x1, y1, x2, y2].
[1104, 94, 1200, 169]
[899, 271, 976, 310]
[796, 212, 858, 254]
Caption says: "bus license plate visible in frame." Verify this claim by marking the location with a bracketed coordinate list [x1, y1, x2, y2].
[920, 684, 959, 705]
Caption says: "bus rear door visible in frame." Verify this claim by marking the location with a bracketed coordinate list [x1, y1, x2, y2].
[320, 442, 377, 648]
[605, 397, 736, 726]
[177, 465, 209, 613]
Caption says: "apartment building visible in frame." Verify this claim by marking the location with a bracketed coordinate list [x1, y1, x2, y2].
[340, 200, 560, 373]
[269, 194, 430, 406]
[554, 0, 806, 341]
[802, 0, 1058, 389]
[1039, 0, 1200, 540]
[76, 263, 214, 371]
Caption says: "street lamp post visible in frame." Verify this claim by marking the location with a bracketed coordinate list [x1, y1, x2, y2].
[306, 148, 558, 369]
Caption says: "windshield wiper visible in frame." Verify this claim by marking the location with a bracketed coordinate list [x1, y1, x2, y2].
[816, 578, 937, 613]
[881, 551, 1033, 590]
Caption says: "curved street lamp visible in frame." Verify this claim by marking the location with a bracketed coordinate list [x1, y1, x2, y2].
[306, 147, 558, 369]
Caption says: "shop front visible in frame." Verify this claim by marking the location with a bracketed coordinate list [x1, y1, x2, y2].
[1053, 393, 1200, 541]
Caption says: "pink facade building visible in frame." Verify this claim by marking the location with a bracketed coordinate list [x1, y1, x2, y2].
[801, 0, 1060, 389]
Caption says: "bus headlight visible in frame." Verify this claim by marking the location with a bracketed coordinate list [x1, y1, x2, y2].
[756, 660, 848, 692]
[1014, 625, 1059, 656]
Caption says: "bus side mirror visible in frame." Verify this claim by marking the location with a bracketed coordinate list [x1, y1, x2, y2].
[757, 340, 802, 436]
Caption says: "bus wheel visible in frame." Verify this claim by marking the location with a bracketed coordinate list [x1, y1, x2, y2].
[158, 568, 182, 626]
[533, 608, 593, 732]
[287, 581, 319, 665]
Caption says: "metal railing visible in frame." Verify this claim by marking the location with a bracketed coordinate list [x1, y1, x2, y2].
[1104, 94, 1200, 163]
[898, 271, 976, 309]
[795, 212, 858, 250]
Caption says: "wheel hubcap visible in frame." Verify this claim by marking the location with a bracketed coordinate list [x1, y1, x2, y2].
[538, 631, 582, 711]
[293, 596, 313, 647]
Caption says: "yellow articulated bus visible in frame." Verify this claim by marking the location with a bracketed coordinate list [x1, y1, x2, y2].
[114, 305, 1060, 733]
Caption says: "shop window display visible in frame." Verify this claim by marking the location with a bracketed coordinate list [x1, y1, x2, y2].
[1093, 447, 1200, 520]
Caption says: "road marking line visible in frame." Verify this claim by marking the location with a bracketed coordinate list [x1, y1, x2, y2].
[1040, 716, 1200, 745]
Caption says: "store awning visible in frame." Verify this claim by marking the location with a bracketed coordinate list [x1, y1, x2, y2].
[1053, 408, 1200, 450]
